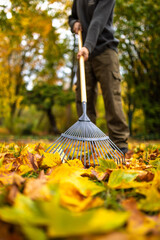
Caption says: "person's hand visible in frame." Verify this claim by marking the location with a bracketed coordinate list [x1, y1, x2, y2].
[73, 22, 82, 34]
[77, 47, 89, 61]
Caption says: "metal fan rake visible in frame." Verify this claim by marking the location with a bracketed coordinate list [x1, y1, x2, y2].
[46, 30, 125, 167]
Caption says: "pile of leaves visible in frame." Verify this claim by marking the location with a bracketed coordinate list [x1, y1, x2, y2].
[0, 141, 160, 240]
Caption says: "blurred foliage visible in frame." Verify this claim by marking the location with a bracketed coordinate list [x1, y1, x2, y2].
[114, 0, 160, 136]
[22, 82, 75, 134]
[0, 0, 72, 134]
[0, 0, 159, 138]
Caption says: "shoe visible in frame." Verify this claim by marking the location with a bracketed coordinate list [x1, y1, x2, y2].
[120, 148, 128, 154]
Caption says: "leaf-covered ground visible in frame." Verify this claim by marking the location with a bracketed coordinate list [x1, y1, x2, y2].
[0, 141, 160, 240]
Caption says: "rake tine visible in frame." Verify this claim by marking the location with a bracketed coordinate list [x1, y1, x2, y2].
[89, 141, 95, 167]
[108, 138, 124, 155]
[46, 137, 62, 153]
[67, 140, 75, 158]
[96, 141, 106, 159]
[105, 140, 122, 164]
[101, 140, 119, 164]
[92, 142, 99, 165]
[61, 139, 72, 162]
[95, 141, 102, 158]
[87, 141, 90, 163]
[71, 140, 78, 160]
[88, 141, 91, 166]
[80, 140, 83, 162]
[84, 141, 86, 167]
[59, 138, 70, 155]
[98, 140, 112, 160]
[101, 143, 118, 164]
[50, 137, 65, 154]
[108, 139, 125, 163]
[65, 139, 75, 160]
[76, 141, 81, 159]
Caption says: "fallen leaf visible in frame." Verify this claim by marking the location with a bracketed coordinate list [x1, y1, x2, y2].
[60, 181, 104, 212]
[108, 169, 139, 189]
[122, 198, 156, 235]
[28, 152, 38, 170]
[23, 178, 50, 200]
[41, 152, 62, 168]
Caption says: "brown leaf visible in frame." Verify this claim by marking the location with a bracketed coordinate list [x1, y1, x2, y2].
[23, 177, 50, 200]
[153, 149, 159, 155]
[125, 150, 134, 160]
[91, 169, 111, 181]
[122, 198, 156, 235]
[27, 152, 38, 170]
[0, 221, 23, 240]
[6, 184, 19, 205]
[149, 153, 157, 160]
[34, 153, 43, 167]
[12, 174, 25, 187]
[4, 175, 25, 205]
[34, 143, 45, 152]
[136, 171, 154, 182]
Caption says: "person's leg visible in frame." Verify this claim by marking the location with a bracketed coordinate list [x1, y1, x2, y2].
[76, 60, 98, 124]
[92, 48, 129, 149]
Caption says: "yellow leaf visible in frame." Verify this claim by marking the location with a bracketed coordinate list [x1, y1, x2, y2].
[0, 173, 15, 185]
[41, 152, 62, 168]
[18, 165, 33, 175]
[0, 162, 13, 172]
[137, 172, 160, 212]
[139, 143, 146, 151]
[48, 164, 86, 184]
[65, 176, 106, 197]
[67, 159, 84, 168]
[60, 181, 104, 212]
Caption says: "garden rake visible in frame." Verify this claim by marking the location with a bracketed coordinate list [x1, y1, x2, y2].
[46, 30, 125, 167]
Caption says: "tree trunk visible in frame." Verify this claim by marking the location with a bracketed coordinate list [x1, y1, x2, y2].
[128, 111, 133, 136]
[46, 108, 60, 135]
[66, 34, 77, 128]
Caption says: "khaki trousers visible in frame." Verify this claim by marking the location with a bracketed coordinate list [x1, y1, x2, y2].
[76, 48, 129, 149]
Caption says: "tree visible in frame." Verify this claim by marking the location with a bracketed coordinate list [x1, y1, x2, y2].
[22, 82, 75, 134]
[0, 0, 68, 132]
[114, 0, 160, 136]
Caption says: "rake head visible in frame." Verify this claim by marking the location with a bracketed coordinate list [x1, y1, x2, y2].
[46, 103, 125, 167]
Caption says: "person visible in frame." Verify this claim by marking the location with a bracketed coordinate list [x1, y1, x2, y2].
[68, 0, 129, 154]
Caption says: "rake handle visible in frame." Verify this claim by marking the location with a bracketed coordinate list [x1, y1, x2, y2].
[78, 30, 87, 103]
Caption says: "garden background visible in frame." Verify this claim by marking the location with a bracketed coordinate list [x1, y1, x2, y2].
[0, 1, 160, 240]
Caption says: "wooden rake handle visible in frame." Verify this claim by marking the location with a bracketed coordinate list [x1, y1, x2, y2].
[78, 30, 87, 103]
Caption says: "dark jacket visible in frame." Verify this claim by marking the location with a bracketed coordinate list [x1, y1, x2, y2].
[69, 0, 119, 58]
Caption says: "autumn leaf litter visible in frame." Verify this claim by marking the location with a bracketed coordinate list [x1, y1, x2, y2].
[0, 142, 160, 239]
